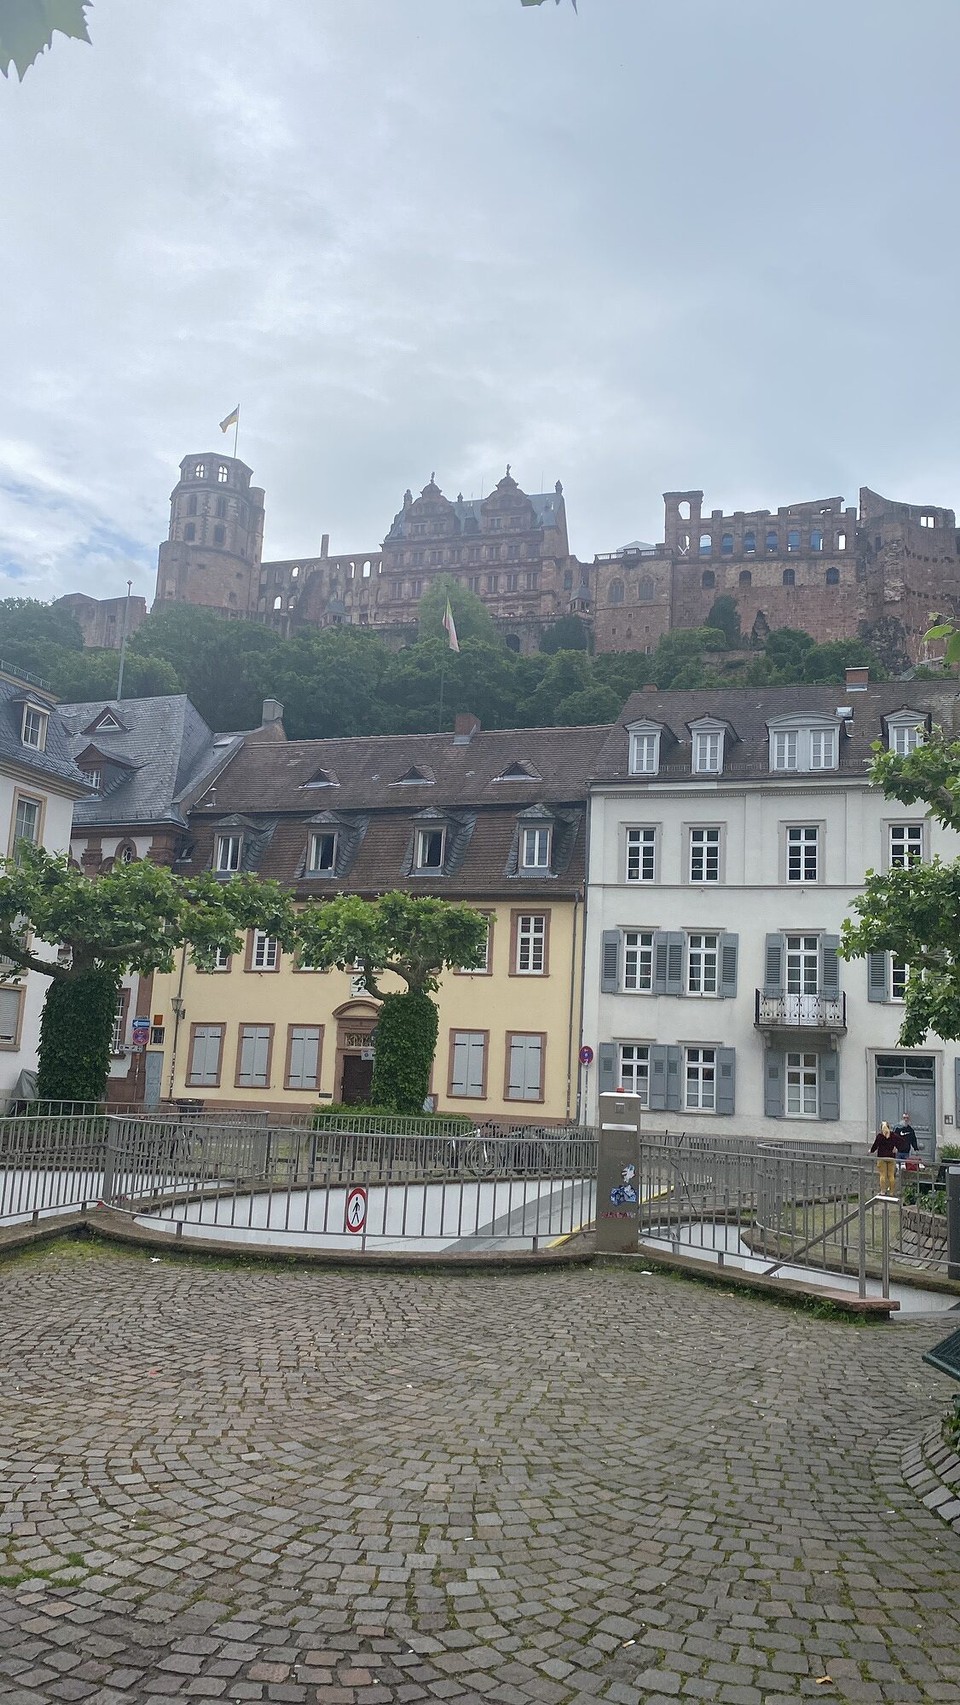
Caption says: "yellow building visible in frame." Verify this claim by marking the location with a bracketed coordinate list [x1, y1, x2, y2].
[150, 714, 610, 1121]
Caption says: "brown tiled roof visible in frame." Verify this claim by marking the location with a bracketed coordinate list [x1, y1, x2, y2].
[592, 681, 960, 781]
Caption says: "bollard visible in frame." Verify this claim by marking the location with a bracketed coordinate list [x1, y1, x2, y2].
[596, 1090, 642, 1254]
[947, 1165, 960, 1281]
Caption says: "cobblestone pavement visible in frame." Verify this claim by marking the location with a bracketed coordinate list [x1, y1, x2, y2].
[1, 1243, 960, 1705]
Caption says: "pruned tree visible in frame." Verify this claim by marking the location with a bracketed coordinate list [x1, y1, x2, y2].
[1, 0, 92, 80]
[0, 846, 297, 1101]
[296, 893, 488, 1112]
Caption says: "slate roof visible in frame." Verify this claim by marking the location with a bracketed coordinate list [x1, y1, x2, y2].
[182, 724, 611, 898]
[0, 675, 88, 793]
[592, 681, 960, 782]
[57, 695, 241, 827]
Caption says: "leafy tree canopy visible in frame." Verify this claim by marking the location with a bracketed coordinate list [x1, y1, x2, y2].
[0, 0, 91, 80]
[417, 575, 499, 648]
[705, 596, 741, 649]
[540, 614, 590, 654]
[295, 891, 487, 999]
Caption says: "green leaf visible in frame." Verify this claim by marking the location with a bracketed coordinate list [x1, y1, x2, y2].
[0, 0, 91, 81]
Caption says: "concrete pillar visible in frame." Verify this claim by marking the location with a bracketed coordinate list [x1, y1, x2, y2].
[596, 1090, 642, 1254]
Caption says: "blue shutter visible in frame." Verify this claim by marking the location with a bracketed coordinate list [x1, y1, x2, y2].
[665, 932, 685, 996]
[649, 1043, 669, 1110]
[601, 930, 620, 992]
[719, 934, 738, 999]
[819, 1051, 840, 1122]
[598, 1043, 617, 1097]
[820, 935, 840, 999]
[867, 952, 889, 1003]
[665, 1045, 682, 1112]
[764, 1051, 783, 1118]
[764, 934, 784, 998]
[716, 1047, 736, 1115]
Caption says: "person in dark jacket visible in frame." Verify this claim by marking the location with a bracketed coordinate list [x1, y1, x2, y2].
[893, 1113, 919, 1170]
[870, 1121, 898, 1195]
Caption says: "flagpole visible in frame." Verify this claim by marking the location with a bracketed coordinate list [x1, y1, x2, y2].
[438, 657, 446, 732]
[233, 405, 240, 461]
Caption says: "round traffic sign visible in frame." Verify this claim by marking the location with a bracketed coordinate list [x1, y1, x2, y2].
[579, 1045, 595, 1067]
[344, 1185, 367, 1234]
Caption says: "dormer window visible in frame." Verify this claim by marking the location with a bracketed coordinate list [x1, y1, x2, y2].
[21, 704, 48, 751]
[308, 831, 337, 874]
[84, 768, 102, 794]
[521, 825, 552, 870]
[415, 827, 445, 871]
[887, 713, 925, 757]
[693, 730, 722, 774]
[769, 722, 839, 773]
[628, 728, 661, 776]
[215, 832, 242, 873]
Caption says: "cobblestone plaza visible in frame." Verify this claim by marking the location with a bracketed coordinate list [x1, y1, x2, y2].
[1, 1244, 960, 1704]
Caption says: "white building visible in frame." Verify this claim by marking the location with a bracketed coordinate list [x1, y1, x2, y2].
[582, 672, 960, 1155]
[0, 666, 89, 1101]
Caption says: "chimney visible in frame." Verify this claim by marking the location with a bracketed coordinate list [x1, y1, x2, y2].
[261, 696, 284, 725]
[642, 682, 658, 693]
[845, 666, 869, 691]
[453, 712, 481, 745]
[320, 534, 329, 559]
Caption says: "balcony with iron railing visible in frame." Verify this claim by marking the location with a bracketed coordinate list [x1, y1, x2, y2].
[755, 989, 847, 1033]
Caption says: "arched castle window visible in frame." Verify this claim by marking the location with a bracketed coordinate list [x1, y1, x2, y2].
[217, 464, 229, 483]
[362, 561, 372, 577]
[117, 842, 136, 865]
[765, 530, 778, 553]
[699, 533, 713, 556]
[782, 568, 795, 586]
[810, 529, 823, 551]
[721, 533, 734, 556]
[787, 529, 800, 552]
[743, 531, 756, 554]
[213, 524, 226, 546]
[184, 522, 196, 542]
[193, 462, 205, 479]
[291, 565, 300, 579]
[273, 595, 282, 610]
[638, 578, 654, 602]
[609, 580, 624, 605]
[677, 500, 691, 521]
[701, 569, 715, 589]
[825, 567, 840, 585]
[739, 570, 752, 587]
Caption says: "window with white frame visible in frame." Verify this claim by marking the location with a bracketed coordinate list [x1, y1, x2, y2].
[891, 957, 909, 1001]
[250, 930, 279, 971]
[12, 796, 40, 854]
[689, 826, 720, 882]
[770, 725, 838, 773]
[308, 831, 337, 873]
[786, 934, 820, 994]
[626, 826, 657, 883]
[21, 705, 48, 750]
[692, 730, 723, 774]
[618, 1044, 649, 1104]
[890, 823, 924, 868]
[84, 769, 102, 794]
[687, 933, 719, 996]
[415, 826, 445, 871]
[211, 946, 231, 972]
[809, 728, 837, 770]
[685, 1046, 716, 1111]
[786, 1051, 818, 1116]
[628, 729, 660, 775]
[890, 721, 924, 756]
[506, 1033, 543, 1101]
[237, 1025, 271, 1088]
[515, 913, 546, 974]
[450, 1031, 486, 1097]
[771, 729, 799, 771]
[215, 833, 242, 873]
[521, 826, 551, 870]
[787, 826, 819, 883]
[459, 916, 491, 973]
[623, 931, 654, 992]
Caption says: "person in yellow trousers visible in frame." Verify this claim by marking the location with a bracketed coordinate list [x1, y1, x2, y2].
[870, 1121, 899, 1195]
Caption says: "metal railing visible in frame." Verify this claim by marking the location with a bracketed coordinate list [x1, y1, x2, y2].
[755, 990, 847, 1029]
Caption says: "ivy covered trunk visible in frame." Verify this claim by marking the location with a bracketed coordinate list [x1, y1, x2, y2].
[36, 967, 121, 1104]
[370, 990, 439, 1114]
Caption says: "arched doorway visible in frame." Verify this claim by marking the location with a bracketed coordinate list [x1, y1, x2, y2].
[333, 999, 380, 1105]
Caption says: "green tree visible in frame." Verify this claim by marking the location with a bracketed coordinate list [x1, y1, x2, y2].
[0, 847, 297, 1101]
[840, 731, 960, 1045]
[0, 597, 84, 678]
[1, 0, 91, 80]
[131, 605, 286, 729]
[764, 627, 816, 674]
[417, 575, 499, 649]
[705, 595, 741, 648]
[801, 638, 885, 684]
[296, 893, 487, 1112]
[539, 614, 590, 654]
[50, 649, 181, 702]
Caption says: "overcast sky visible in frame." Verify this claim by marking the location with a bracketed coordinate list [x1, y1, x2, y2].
[3, 0, 959, 607]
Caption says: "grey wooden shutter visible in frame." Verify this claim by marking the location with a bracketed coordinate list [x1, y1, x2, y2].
[819, 1051, 840, 1121]
[289, 1027, 320, 1090]
[764, 1051, 783, 1118]
[241, 1026, 270, 1087]
[648, 1043, 669, 1110]
[955, 1057, 960, 1127]
[466, 1034, 485, 1096]
[600, 930, 620, 993]
[820, 935, 840, 999]
[190, 1025, 222, 1087]
[716, 1047, 736, 1115]
[665, 932, 685, 997]
[598, 1043, 617, 1097]
[719, 934, 738, 999]
[451, 1033, 470, 1095]
[764, 933, 784, 998]
[0, 987, 20, 1046]
[653, 932, 669, 995]
[867, 952, 889, 1003]
[665, 1045, 682, 1111]
[508, 1035, 542, 1100]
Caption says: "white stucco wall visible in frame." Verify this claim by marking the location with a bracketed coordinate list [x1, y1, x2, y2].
[0, 772, 78, 1101]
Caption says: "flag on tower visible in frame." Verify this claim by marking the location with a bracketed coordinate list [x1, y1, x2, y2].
[219, 406, 240, 433]
[442, 598, 460, 653]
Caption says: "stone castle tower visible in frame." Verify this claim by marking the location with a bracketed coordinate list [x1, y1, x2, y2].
[155, 453, 265, 618]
